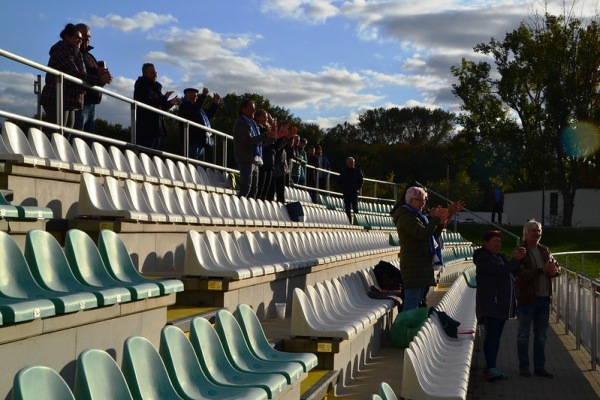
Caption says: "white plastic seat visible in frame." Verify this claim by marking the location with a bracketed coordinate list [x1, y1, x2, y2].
[185, 188, 214, 224]
[198, 191, 225, 225]
[184, 230, 251, 279]
[138, 152, 172, 185]
[177, 161, 204, 190]
[186, 163, 208, 189]
[173, 187, 210, 224]
[230, 195, 254, 226]
[310, 284, 364, 332]
[305, 285, 361, 334]
[165, 158, 194, 189]
[204, 230, 263, 277]
[253, 232, 296, 270]
[125, 149, 158, 183]
[92, 142, 127, 179]
[123, 179, 168, 222]
[232, 230, 285, 272]
[51, 133, 92, 172]
[153, 156, 184, 187]
[210, 192, 235, 225]
[77, 173, 133, 219]
[205, 168, 227, 193]
[239, 196, 263, 227]
[290, 288, 354, 340]
[27, 127, 69, 169]
[103, 176, 149, 221]
[142, 182, 183, 223]
[71, 137, 110, 175]
[1, 121, 48, 167]
[158, 185, 198, 224]
[109, 146, 143, 181]
[217, 231, 274, 275]
[220, 194, 245, 226]
[323, 279, 375, 325]
[249, 198, 270, 227]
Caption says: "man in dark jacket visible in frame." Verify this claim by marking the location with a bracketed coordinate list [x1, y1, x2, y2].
[133, 63, 179, 149]
[339, 156, 363, 223]
[178, 87, 220, 161]
[474, 230, 525, 381]
[74, 23, 112, 136]
[515, 219, 560, 378]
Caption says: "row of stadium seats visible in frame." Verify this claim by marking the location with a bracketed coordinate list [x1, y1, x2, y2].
[290, 270, 394, 339]
[321, 195, 393, 215]
[0, 191, 52, 220]
[0, 229, 182, 325]
[11, 305, 316, 400]
[401, 267, 477, 400]
[1, 121, 232, 193]
[184, 229, 394, 279]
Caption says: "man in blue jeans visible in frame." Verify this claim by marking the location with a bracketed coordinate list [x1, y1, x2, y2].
[515, 219, 560, 378]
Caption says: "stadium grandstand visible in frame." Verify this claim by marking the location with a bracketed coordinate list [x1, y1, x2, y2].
[2, 46, 600, 400]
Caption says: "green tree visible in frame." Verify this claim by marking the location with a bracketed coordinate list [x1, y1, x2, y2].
[452, 11, 600, 226]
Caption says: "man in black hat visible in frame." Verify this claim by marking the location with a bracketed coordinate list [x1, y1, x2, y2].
[179, 87, 221, 161]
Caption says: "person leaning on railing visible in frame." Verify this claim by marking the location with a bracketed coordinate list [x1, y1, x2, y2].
[40, 23, 111, 133]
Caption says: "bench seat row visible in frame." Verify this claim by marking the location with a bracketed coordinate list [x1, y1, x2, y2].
[184, 229, 394, 279]
[1, 121, 233, 193]
[12, 305, 316, 400]
[0, 229, 182, 325]
[401, 267, 477, 400]
[290, 270, 395, 339]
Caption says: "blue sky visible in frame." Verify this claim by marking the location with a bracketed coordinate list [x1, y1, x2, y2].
[1, 0, 595, 130]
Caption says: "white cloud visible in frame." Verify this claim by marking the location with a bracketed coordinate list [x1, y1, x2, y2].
[89, 12, 177, 32]
[261, 0, 340, 23]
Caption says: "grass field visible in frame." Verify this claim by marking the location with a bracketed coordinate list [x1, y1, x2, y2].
[451, 223, 600, 279]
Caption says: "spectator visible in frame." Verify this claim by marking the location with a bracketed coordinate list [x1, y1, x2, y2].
[296, 137, 308, 185]
[339, 156, 363, 223]
[133, 63, 179, 149]
[286, 131, 302, 185]
[391, 186, 464, 311]
[255, 109, 274, 200]
[315, 145, 331, 191]
[41, 23, 110, 132]
[489, 184, 504, 224]
[271, 126, 295, 203]
[306, 145, 319, 202]
[73, 23, 112, 138]
[474, 230, 525, 381]
[515, 219, 560, 378]
[233, 99, 276, 198]
[178, 87, 221, 161]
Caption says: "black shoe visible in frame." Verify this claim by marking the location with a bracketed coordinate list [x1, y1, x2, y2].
[519, 369, 531, 377]
[534, 368, 554, 378]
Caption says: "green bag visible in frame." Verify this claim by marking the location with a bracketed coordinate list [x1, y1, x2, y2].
[390, 307, 429, 348]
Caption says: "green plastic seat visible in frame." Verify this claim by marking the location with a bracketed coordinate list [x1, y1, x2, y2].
[215, 309, 304, 384]
[371, 395, 383, 400]
[0, 192, 19, 219]
[0, 296, 55, 324]
[463, 266, 477, 288]
[0, 231, 97, 315]
[97, 229, 183, 296]
[234, 304, 317, 372]
[189, 317, 287, 399]
[75, 349, 133, 400]
[159, 325, 268, 400]
[63, 229, 144, 301]
[25, 230, 128, 306]
[12, 365, 75, 400]
[121, 336, 183, 400]
[379, 381, 398, 400]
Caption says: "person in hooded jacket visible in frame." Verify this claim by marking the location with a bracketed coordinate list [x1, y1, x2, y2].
[474, 230, 525, 382]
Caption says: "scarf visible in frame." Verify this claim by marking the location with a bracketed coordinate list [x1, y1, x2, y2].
[241, 115, 262, 162]
[403, 204, 444, 269]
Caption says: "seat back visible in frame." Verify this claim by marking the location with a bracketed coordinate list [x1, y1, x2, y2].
[27, 127, 61, 161]
[0, 231, 47, 298]
[64, 229, 121, 288]
[124, 149, 146, 176]
[234, 303, 274, 357]
[165, 158, 184, 182]
[72, 137, 106, 172]
[188, 316, 237, 380]
[103, 176, 136, 212]
[379, 381, 398, 400]
[75, 349, 133, 400]
[109, 146, 133, 174]
[12, 366, 75, 400]
[24, 229, 83, 293]
[92, 142, 118, 170]
[2, 121, 36, 156]
[138, 152, 166, 183]
[97, 229, 144, 283]
[121, 336, 183, 399]
[50, 133, 78, 164]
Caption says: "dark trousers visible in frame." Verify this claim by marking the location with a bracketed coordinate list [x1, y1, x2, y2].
[257, 167, 273, 201]
[517, 296, 550, 370]
[238, 162, 259, 198]
[482, 317, 507, 371]
[343, 193, 358, 223]
[491, 202, 503, 224]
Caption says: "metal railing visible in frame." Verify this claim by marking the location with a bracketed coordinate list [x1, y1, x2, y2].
[553, 251, 600, 371]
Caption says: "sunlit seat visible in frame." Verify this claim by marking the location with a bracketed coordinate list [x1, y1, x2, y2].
[27, 127, 70, 169]
[71, 137, 110, 175]
[51, 133, 92, 172]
